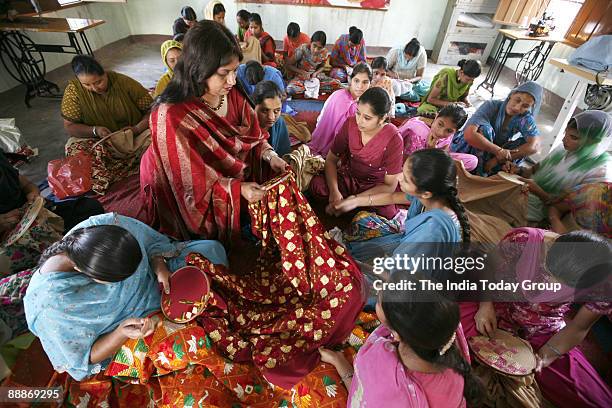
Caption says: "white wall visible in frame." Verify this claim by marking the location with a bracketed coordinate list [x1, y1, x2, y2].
[122, 0, 448, 49]
[0, 0, 575, 102]
[0, 2, 130, 93]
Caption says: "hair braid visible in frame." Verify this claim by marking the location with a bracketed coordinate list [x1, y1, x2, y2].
[446, 186, 471, 244]
[434, 345, 484, 406]
[36, 233, 80, 269]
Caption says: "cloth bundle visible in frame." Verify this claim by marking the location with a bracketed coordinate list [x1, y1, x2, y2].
[188, 172, 365, 388]
[282, 145, 325, 191]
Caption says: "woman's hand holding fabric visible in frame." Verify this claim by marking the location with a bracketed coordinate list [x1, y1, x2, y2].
[96, 126, 112, 138]
[495, 148, 515, 163]
[26, 191, 40, 203]
[333, 195, 359, 214]
[318, 347, 346, 366]
[0, 209, 20, 232]
[502, 162, 519, 174]
[519, 177, 548, 200]
[326, 190, 344, 215]
[118, 318, 155, 339]
[475, 302, 497, 337]
[269, 156, 289, 173]
[241, 182, 266, 203]
[319, 347, 354, 389]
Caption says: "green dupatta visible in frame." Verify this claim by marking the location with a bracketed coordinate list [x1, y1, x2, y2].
[419, 67, 471, 114]
[534, 110, 612, 195]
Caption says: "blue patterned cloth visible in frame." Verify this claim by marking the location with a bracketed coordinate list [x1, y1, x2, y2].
[346, 199, 461, 266]
[24, 213, 227, 380]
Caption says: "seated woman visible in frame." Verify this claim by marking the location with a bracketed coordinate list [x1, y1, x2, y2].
[399, 104, 477, 171]
[385, 38, 429, 102]
[320, 275, 483, 407]
[234, 12, 262, 64]
[140, 21, 288, 243]
[310, 87, 402, 220]
[23, 213, 227, 380]
[462, 228, 612, 407]
[245, 13, 277, 67]
[338, 149, 471, 264]
[286, 31, 341, 97]
[204, 1, 225, 25]
[235, 9, 250, 42]
[506, 110, 611, 228]
[283, 22, 310, 61]
[236, 60, 292, 114]
[253, 81, 291, 157]
[450, 81, 542, 176]
[308, 62, 371, 156]
[1, 152, 101, 339]
[153, 40, 182, 97]
[61, 55, 153, 195]
[329, 26, 366, 83]
[172, 6, 196, 36]
[0, 151, 103, 275]
[417, 59, 481, 116]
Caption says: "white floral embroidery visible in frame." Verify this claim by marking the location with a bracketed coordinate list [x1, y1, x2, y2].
[233, 383, 245, 400]
[155, 352, 170, 366]
[187, 335, 198, 354]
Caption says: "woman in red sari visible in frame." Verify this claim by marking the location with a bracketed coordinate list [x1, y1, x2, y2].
[310, 87, 403, 219]
[140, 21, 287, 243]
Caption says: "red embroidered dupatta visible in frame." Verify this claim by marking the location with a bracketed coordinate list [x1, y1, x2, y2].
[140, 88, 268, 242]
[187, 172, 365, 389]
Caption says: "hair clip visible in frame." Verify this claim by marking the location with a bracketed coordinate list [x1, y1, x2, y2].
[439, 332, 456, 356]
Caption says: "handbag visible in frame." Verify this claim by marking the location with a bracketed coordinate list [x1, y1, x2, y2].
[47, 152, 93, 199]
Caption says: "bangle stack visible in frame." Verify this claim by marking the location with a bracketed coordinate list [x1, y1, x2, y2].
[263, 149, 279, 163]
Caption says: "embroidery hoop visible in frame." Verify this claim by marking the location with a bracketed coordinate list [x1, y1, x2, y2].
[3, 196, 44, 246]
[469, 329, 536, 376]
[161, 266, 212, 324]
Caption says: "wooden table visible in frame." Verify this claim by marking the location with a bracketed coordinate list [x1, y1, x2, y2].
[546, 58, 612, 153]
[477, 28, 565, 97]
[0, 17, 105, 106]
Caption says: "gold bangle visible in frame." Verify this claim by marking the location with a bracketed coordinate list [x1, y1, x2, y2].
[368, 195, 373, 207]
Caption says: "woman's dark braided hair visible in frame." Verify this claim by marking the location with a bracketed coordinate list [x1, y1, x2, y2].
[37, 225, 142, 282]
[408, 149, 471, 243]
[381, 272, 484, 406]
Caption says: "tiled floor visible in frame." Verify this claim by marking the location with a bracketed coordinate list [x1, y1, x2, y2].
[0, 36, 559, 184]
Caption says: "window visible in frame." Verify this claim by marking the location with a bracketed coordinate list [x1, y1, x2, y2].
[545, 0, 585, 36]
